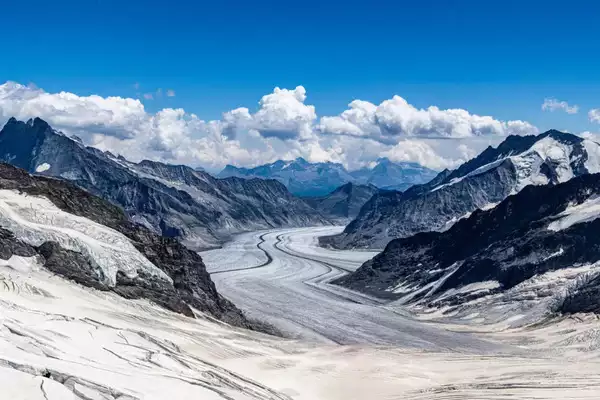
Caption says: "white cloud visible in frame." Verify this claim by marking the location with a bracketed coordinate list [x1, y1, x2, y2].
[223, 86, 317, 140]
[143, 93, 154, 100]
[0, 81, 539, 172]
[542, 98, 579, 114]
[166, 89, 176, 97]
[320, 95, 537, 142]
[589, 109, 600, 123]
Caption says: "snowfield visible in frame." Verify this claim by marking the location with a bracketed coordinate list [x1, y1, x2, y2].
[548, 196, 600, 232]
[0, 189, 171, 286]
[2, 239, 600, 399]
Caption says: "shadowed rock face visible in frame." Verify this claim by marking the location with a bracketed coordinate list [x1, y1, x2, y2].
[301, 183, 380, 221]
[337, 172, 600, 314]
[326, 130, 600, 250]
[0, 117, 329, 251]
[0, 163, 266, 331]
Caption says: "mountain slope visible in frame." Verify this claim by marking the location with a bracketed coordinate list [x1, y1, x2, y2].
[302, 183, 379, 221]
[325, 130, 600, 249]
[0, 117, 329, 250]
[350, 158, 438, 191]
[219, 157, 437, 196]
[0, 162, 259, 329]
[337, 172, 600, 322]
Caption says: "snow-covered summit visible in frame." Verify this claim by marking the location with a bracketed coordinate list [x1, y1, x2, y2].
[325, 130, 600, 250]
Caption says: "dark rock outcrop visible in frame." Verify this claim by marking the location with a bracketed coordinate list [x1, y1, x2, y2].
[0, 163, 261, 330]
[327, 130, 600, 250]
[337, 172, 600, 315]
[0, 118, 329, 251]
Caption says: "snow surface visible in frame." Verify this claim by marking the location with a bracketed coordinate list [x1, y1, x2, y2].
[548, 196, 600, 232]
[34, 163, 51, 173]
[2, 227, 600, 398]
[0, 227, 600, 400]
[432, 136, 600, 193]
[204, 228, 504, 349]
[0, 190, 171, 286]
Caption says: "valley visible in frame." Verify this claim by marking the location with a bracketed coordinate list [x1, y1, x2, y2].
[3, 226, 600, 399]
[203, 227, 508, 350]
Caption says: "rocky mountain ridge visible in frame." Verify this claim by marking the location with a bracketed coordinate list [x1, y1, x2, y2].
[219, 157, 437, 196]
[324, 130, 600, 250]
[337, 172, 600, 322]
[0, 162, 263, 330]
[0, 117, 329, 250]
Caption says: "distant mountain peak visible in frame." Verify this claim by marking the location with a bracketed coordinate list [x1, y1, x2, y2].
[219, 157, 437, 196]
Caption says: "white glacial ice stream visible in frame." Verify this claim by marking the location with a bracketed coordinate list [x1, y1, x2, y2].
[2, 226, 600, 399]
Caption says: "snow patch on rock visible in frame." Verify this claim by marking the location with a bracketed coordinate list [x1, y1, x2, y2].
[34, 163, 51, 173]
[0, 189, 171, 286]
[548, 196, 600, 232]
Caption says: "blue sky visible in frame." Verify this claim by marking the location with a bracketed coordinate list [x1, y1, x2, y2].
[0, 0, 599, 170]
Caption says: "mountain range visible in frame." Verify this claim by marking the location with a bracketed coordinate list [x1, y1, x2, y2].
[323, 130, 600, 250]
[337, 171, 600, 321]
[0, 162, 264, 330]
[218, 157, 438, 196]
[0, 117, 329, 250]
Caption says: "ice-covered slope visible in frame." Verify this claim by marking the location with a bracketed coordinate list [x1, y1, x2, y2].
[301, 183, 379, 221]
[219, 157, 436, 196]
[0, 117, 329, 250]
[3, 256, 600, 400]
[0, 190, 169, 286]
[337, 172, 600, 324]
[0, 162, 256, 328]
[325, 130, 600, 249]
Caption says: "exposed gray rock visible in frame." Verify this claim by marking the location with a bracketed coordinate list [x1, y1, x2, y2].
[336, 172, 600, 315]
[0, 163, 266, 331]
[0, 117, 329, 251]
[326, 130, 600, 250]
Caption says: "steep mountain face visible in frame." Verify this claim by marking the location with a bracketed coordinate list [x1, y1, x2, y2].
[219, 157, 437, 197]
[0, 162, 261, 329]
[302, 183, 379, 221]
[350, 158, 438, 191]
[0, 118, 329, 250]
[325, 130, 600, 250]
[337, 172, 600, 320]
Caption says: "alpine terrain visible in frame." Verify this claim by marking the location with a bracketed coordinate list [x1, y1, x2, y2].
[301, 183, 379, 221]
[0, 118, 329, 250]
[0, 162, 255, 328]
[337, 172, 600, 324]
[324, 130, 600, 249]
[218, 157, 437, 196]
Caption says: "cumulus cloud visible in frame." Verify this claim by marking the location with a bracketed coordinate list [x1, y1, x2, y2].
[589, 109, 600, 123]
[542, 98, 579, 114]
[223, 86, 316, 141]
[319, 95, 537, 143]
[0, 81, 538, 172]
